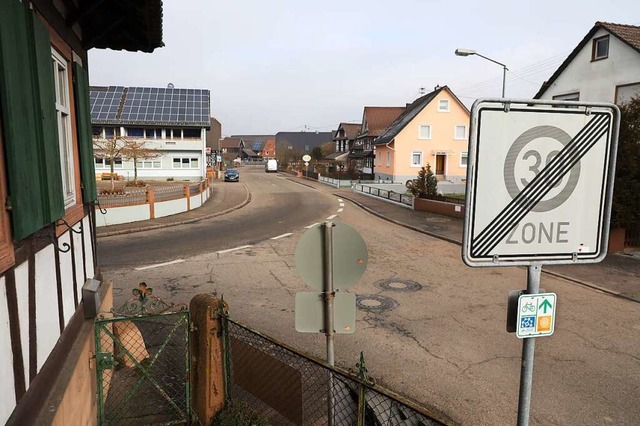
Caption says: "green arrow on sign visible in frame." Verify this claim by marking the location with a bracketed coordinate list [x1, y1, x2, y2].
[539, 299, 553, 314]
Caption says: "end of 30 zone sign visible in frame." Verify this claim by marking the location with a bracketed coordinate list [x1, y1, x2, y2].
[462, 99, 620, 267]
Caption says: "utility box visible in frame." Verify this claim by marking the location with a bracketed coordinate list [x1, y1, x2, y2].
[82, 278, 102, 319]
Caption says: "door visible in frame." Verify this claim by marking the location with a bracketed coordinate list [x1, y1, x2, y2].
[435, 154, 446, 176]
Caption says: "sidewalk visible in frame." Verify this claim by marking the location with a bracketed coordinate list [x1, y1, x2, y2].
[96, 174, 640, 302]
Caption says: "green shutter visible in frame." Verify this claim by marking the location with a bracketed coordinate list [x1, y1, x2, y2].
[0, 0, 47, 239]
[31, 10, 64, 221]
[73, 63, 97, 202]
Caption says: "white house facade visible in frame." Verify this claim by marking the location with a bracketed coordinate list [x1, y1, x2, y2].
[535, 22, 640, 104]
[91, 86, 211, 181]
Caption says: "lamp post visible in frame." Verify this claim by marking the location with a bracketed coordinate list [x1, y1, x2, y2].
[455, 48, 508, 98]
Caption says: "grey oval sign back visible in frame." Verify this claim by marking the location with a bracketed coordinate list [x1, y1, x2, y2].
[295, 222, 368, 291]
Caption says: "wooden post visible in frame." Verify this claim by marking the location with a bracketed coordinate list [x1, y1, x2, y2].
[147, 188, 155, 219]
[184, 184, 190, 211]
[190, 295, 227, 424]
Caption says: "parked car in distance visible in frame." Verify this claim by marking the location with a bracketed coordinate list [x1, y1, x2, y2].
[224, 168, 240, 182]
[265, 159, 278, 173]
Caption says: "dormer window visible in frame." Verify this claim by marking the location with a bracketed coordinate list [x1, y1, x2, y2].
[592, 35, 609, 61]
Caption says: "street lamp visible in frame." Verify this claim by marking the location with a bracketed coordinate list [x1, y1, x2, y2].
[455, 48, 508, 98]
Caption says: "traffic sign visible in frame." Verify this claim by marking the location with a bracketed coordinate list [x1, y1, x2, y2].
[463, 99, 620, 266]
[516, 292, 557, 338]
[295, 292, 355, 334]
[302, 154, 312, 162]
[295, 222, 368, 291]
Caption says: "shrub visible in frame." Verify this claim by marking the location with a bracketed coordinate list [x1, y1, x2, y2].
[611, 96, 640, 229]
[406, 163, 438, 197]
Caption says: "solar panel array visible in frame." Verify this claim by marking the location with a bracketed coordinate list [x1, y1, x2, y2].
[251, 140, 265, 151]
[90, 87, 125, 121]
[90, 86, 211, 127]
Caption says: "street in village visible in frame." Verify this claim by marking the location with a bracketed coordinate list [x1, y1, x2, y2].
[98, 166, 640, 426]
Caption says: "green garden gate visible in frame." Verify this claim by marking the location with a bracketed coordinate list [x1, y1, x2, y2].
[94, 285, 190, 425]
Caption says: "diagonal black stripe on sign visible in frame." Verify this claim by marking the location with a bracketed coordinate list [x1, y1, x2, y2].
[471, 114, 610, 257]
[472, 115, 610, 255]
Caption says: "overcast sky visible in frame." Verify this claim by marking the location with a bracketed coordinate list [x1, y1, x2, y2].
[88, 0, 640, 135]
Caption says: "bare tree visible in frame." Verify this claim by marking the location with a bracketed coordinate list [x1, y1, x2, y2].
[120, 139, 161, 184]
[93, 133, 127, 192]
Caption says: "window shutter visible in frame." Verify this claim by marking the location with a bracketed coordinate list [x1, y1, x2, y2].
[72, 63, 97, 202]
[31, 10, 64, 221]
[0, 0, 47, 239]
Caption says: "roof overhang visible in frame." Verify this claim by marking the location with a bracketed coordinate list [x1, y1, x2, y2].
[74, 0, 164, 53]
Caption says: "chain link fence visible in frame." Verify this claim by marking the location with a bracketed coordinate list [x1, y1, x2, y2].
[222, 317, 451, 426]
[95, 311, 190, 425]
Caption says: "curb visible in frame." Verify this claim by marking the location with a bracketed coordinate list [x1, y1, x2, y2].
[97, 181, 252, 238]
[338, 193, 640, 304]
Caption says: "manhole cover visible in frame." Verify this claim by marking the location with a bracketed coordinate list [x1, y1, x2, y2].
[356, 295, 398, 313]
[374, 278, 423, 292]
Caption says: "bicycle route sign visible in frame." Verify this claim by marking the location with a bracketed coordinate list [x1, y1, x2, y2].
[516, 292, 557, 338]
[462, 99, 620, 267]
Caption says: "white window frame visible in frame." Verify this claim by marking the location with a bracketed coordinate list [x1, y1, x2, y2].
[592, 35, 609, 61]
[454, 125, 467, 140]
[95, 157, 123, 169]
[411, 151, 423, 167]
[136, 160, 162, 169]
[460, 152, 468, 168]
[172, 157, 200, 169]
[438, 99, 450, 112]
[418, 125, 431, 140]
[52, 48, 75, 208]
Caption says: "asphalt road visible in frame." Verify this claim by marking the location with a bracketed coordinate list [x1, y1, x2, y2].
[99, 170, 640, 426]
[97, 166, 337, 266]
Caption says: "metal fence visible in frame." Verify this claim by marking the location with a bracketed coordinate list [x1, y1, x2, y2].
[95, 310, 190, 425]
[319, 175, 353, 189]
[98, 188, 147, 207]
[154, 185, 188, 202]
[353, 184, 414, 207]
[221, 317, 449, 426]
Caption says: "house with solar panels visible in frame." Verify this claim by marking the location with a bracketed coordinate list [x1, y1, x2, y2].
[90, 85, 211, 180]
[0, 0, 163, 424]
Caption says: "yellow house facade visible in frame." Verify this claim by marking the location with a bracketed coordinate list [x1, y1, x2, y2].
[374, 86, 470, 184]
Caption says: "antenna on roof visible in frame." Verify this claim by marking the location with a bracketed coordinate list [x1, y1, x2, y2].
[434, 84, 441, 90]
[419, 87, 426, 95]
[167, 83, 175, 89]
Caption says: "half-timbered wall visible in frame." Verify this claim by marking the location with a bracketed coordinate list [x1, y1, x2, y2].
[0, 214, 96, 424]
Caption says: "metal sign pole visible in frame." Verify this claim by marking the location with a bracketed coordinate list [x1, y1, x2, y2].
[322, 221, 335, 426]
[517, 263, 541, 426]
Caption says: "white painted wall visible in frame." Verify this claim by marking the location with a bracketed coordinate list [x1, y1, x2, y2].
[539, 28, 640, 103]
[155, 198, 188, 218]
[0, 277, 16, 425]
[34, 246, 60, 372]
[14, 262, 29, 391]
[97, 203, 150, 226]
[83, 216, 95, 280]
[58, 232, 75, 326]
[190, 194, 202, 209]
[73, 230, 85, 305]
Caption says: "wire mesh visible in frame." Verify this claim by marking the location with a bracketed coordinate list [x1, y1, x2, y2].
[97, 188, 147, 207]
[95, 312, 190, 426]
[189, 183, 200, 196]
[223, 318, 446, 426]
[154, 185, 186, 202]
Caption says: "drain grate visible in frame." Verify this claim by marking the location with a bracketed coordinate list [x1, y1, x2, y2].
[374, 278, 423, 292]
[356, 294, 399, 313]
